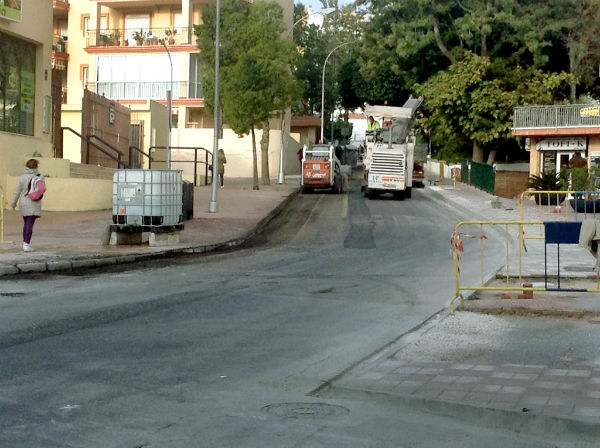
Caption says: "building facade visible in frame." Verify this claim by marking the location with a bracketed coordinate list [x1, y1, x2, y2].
[57, 0, 296, 180]
[512, 104, 600, 176]
[0, 0, 54, 196]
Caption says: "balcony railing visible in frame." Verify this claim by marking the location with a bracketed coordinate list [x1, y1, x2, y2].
[513, 104, 600, 129]
[86, 81, 202, 100]
[86, 27, 195, 48]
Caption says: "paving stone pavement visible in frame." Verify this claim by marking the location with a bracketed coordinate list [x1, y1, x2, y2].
[334, 359, 600, 422]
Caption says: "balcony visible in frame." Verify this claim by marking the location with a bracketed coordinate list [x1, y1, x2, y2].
[52, 35, 69, 71]
[53, 0, 69, 18]
[86, 81, 202, 101]
[86, 27, 195, 48]
[513, 104, 600, 130]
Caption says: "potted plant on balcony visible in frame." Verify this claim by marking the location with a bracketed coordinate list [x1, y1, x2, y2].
[526, 171, 567, 205]
[109, 30, 122, 46]
[98, 33, 110, 46]
[133, 30, 145, 46]
[165, 28, 177, 45]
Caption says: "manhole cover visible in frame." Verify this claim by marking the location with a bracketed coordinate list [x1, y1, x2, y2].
[262, 402, 349, 419]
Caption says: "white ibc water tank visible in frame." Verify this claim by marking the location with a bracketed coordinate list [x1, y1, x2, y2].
[112, 170, 183, 226]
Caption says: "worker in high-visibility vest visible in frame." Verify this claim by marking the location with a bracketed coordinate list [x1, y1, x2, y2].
[367, 115, 380, 131]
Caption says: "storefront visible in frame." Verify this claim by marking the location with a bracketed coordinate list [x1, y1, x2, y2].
[533, 137, 589, 175]
[0, 1, 53, 197]
[0, 31, 37, 136]
[512, 104, 600, 177]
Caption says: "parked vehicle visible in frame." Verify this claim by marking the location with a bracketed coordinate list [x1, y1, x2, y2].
[301, 144, 346, 194]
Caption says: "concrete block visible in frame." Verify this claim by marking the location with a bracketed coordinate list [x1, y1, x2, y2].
[47, 261, 72, 272]
[17, 262, 47, 273]
[149, 231, 180, 247]
[518, 283, 534, 299]
[109, 231, 143, 246]
[0, 265, 19, 276]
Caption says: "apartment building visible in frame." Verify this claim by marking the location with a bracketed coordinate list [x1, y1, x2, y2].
[55, 0, 298, 180]
[0, 0, 53, 196]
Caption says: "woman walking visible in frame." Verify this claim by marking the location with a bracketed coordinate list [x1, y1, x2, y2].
[10, 159, 43, 252]
[218, 148, 227, 188]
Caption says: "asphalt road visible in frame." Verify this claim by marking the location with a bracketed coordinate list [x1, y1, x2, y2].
[0, 179, 580, 447]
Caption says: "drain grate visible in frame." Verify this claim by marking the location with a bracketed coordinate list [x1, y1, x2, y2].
[0, 292, 26, 297]
[261, 402, 349, 419]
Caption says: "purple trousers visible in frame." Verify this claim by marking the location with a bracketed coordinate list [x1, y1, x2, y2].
[23, 216, 37, 244]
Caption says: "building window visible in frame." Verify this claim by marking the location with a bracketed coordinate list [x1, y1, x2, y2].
[96, 54, 181, 99]
[186, 107, 213, 128]
[0, 31, 36, 136]
[82, 14, 108, 38]
[81, 65, 89, 88]
[188, 53, 203, 98]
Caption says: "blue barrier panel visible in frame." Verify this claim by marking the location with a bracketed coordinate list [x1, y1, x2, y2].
[544, 221, 581, 244]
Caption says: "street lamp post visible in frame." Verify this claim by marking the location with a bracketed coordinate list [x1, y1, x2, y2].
[160, 39, 173, 170]
[277, 7, 336, 184]
[321, 41, 353, 144]
[209, 0, 221, 213]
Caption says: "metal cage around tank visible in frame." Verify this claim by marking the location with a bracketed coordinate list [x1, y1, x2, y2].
[112, 170, 183, 227]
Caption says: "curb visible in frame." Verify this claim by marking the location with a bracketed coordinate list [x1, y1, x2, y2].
[0, 188, 300, 278]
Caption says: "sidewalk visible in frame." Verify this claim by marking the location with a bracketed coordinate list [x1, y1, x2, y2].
[0, 178, 299, 276]
[428, 182, 600, 318]
[317, 182, 600, 440]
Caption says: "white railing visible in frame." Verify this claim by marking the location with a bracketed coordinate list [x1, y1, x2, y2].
[513, 104, 600, 129]
[86, 81, 202, 100]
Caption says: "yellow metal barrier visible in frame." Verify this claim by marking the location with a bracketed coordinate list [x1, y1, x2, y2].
[451, 219, 600, 314]
[451, 220, 545, 314]
[519, 190, 577, 240]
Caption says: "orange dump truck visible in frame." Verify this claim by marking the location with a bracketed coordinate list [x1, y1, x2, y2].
[301, 144, 345, 194]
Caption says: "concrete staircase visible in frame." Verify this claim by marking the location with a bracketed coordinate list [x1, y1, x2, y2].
[70, 163, 116, 180]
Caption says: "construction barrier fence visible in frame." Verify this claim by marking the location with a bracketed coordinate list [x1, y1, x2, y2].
[451, 191, 600, 314]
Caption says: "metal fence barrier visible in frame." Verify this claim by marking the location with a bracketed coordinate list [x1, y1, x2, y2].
[450, 219, 600, 314]
[460, 160, 495, 193]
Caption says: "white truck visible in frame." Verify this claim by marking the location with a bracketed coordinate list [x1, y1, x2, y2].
[362, 98, 423, 200]
[301, 144, 346, 194]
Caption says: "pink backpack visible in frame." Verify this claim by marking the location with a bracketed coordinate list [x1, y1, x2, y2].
[27, 175, 46, 201]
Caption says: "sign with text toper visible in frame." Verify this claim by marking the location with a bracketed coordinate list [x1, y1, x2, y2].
[535, 137, 587, 151]
[0, 0, 22, 22]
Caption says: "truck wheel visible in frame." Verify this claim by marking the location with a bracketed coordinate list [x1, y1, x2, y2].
[365, 188, 376, 199]
[393, 191, 405, 200]
[302, 186, 312, 194]
[333, 175, 342, 194]
[405, 187, 412, 199]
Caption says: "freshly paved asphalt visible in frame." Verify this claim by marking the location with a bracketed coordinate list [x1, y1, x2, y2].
[1, 175, 600, 443]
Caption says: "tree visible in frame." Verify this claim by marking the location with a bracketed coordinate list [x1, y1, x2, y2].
[357, 0, 581, 162]
[534, 0, 600, 101]
[416, 53, 572, 163]
[195, 0, 299, 189]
